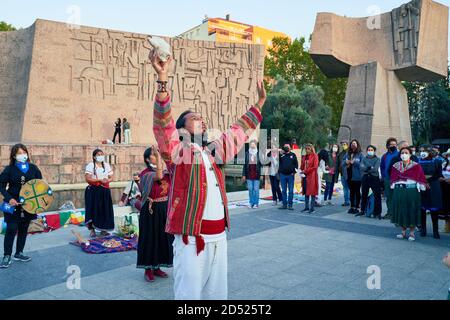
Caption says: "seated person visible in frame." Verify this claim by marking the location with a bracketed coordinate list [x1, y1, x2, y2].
[119, 173, 142, 210]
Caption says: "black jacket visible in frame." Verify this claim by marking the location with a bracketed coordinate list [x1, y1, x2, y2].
[242, 152, 262, 178]
[279, 152, 299, 175]
[0, 163, 42, 223]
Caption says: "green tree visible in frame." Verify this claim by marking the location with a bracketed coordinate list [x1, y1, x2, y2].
[405, 67, 450, 145]
[265, 36, 347, 135]
[261, 77, 331, 148]
[0, 21, 17, 31]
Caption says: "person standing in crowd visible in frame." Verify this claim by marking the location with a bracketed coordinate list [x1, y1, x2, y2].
[242, 140, 262, 209]
[380, 137, 399, 217]
[0, 144, 43, 268]
[118, 172, 142, 209]
[84, 149, 115, 238]
[390, 147, 427, 242]
[137, 147, 173, 282]
[300, 144, 319, 214]
[151, 50, 265, 300]
[387, 141, 418, 177]
[342, 139, 364, 214]
[291, 139, 300, 150]
[112, 118, 122, 144]
[338, 141, 350, 207]
[359, 145, 382, 219]
[279, 143, 299, 211]
[316, 149, 329, 207]
[418, 145, 444, 239]
[323, 144, 339, 205]
[123, 118, 132, 145]
[266, 146, 283, 206]
[441, 149, 450, 233]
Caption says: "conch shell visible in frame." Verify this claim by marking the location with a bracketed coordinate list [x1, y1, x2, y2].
[148, 36, 172, 62]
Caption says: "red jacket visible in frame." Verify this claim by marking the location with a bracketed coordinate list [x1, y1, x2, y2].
[153, 95, 262, 236]
[301, 153, 319, 196]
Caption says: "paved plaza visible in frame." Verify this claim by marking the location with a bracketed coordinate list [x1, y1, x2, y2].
[1, 197, 449, 300]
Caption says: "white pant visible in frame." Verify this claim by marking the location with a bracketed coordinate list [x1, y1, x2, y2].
[173, 236, 228, 300]
[124, 129, 131, 144]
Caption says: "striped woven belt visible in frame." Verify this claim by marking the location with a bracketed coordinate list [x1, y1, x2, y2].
[394, 183, 417, 189]
[149, 196, 168, 203]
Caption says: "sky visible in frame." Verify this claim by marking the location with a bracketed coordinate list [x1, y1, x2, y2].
[2, 0, 450, 57]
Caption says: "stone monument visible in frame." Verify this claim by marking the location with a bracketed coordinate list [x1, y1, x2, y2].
[310, 0, 448, 151]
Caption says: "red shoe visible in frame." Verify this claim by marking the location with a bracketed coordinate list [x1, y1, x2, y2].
[154, 268, 168, 278]
[144, 269, 155, 282]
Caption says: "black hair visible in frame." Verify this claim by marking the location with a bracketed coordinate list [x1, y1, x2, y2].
[318, 149, 329, 162]
[367, 145, 377, 152]
[386, 137, 397, 148]
[399, 146, 413, 155]
[348, 139, 361, 154]
[144, 147, 154, 170]
[92, 149, 105, 176]
[176, 110, 194, 130]
[330, 143, 340, 153]
[9, 143, 30, 166]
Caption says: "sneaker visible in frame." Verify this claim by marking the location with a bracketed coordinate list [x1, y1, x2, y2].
[347, 208, 355, 214]
[0, 256, 12, 268]
[254, 205, 259, 209]
[396, 233, 407, 239]
[144, 270, 155, 282]
[272, 201, 277, 206]
[309, 210, 316, 214]
[288, 206, 294, 211]
[408, 235, 416, 242]
[301, 208, 310, 212]
[154, 269, 168, 278]
[279, 206, 287, 210]
[342, 203, 350, 207]
[13, 253, 31, 262]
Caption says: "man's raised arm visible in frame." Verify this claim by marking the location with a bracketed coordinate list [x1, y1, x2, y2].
[150, 50, 179, 168]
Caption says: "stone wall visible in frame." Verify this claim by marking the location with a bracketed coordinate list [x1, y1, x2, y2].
[0, 19, 264, 145]
[0, 144, 148, 184]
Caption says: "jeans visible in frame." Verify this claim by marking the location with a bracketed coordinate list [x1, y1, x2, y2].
[247, 179, 260, 207]
[269, 175, 283, 203]
[348, 180, 362, 209]
[305, 195, 315, 211]
[341, 177, 350, 204]
[3, 221, 30, 256]
[361, 175, 382, 216]
[280, 174, 295, 207]
[112, 129, 121, 144]
[324, 177, 335, 201]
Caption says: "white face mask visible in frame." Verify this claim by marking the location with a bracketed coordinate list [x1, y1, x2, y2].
[16, 154, 28, 163]
[401, 154, 411, 161]
[367, 151, 375, 157]
[96, 155, 105, 163]
[332, 147, 338, 153]
[420, 152, 429, 159]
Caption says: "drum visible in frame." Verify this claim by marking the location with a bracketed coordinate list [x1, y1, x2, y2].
[19, 179, 54, 214]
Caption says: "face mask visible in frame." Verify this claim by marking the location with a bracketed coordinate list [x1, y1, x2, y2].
[283, 147, 290, 153]
[367, 151, 375, 157]
[401, 154, 411, 161]
[420, 152, 429, 159]
[16, 154, 28, 163]
[149, 164, 157, 170]
[412, 151, 416, 156]
[389, 146, 397, 152]
[332, 147, 338, 153]
[96, 156, 105, 163]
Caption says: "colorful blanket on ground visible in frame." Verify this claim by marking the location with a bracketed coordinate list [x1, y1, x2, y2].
[70, 235, 138, 254]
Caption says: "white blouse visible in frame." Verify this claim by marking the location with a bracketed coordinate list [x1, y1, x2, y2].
[85, 162, 113, 180]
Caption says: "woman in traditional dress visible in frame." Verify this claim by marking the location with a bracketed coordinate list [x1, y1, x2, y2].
[84, 149, 115, 238]
[137, 147, 173, 282]
[390, 147, 427, 242]
[0, 144, 43, 268]
[418, 145, 444, 239]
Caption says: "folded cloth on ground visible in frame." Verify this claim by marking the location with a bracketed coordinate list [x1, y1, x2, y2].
[70, 235, 138, 254]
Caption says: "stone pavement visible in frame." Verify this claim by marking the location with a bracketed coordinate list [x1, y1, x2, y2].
[1, 197, 449, 300]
